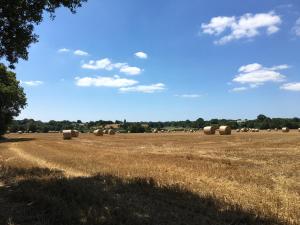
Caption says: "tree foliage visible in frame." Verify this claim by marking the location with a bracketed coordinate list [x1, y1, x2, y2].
[8, 115, 300, 134]
[0, 0, 87, 68]
[0, 64, 27, 135]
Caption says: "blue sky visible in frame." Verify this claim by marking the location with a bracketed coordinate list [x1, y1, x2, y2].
[13, 0, 300, 122]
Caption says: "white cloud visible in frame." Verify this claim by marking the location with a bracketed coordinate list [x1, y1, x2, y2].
[119, 83, 165, 93]
[75, 76, 138, 88]
[280, 83, 300, 91]
[175, 94, 202, 98]
[238, 63, 263, 73]
[119, 65, 142, 75]
[134, 52, 148, 59]
[238, 63, 289, 73]
[230, 87, 248, 92]
[292, 18, 300, 36]
[82, 58, 114, 70]
[233, 63, 288, 85]
[58, 48, 70, 53]
[202, 11, 281, 44]
[20, 80, 43, 86]
[270, 64, 290, 70]
[202, 16, 236, 35]
[113, 63, 127, 69]
[74, 50, 89, 56]
[82, 58, 142, 75]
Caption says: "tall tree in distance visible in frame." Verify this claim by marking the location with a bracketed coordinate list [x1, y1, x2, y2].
[0, 0, 87, 68]
[0, 64, 27, 136]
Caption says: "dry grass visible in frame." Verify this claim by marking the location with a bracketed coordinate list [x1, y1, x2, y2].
[0, 131, 299, 225]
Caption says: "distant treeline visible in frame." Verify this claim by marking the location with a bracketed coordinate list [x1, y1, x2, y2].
[8, 114, 300, 133]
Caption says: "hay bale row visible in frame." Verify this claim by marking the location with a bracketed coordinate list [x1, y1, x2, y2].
[240, 128, 249, 132]
[93, 129, 116, 136]
[237, 127, 296, 133]
[202, 126, 294, 135]
[237, 127, 294, 133]
[63, 129, 79, 140]
[204, 126, 232, 135]
[250, 129, 259, 132]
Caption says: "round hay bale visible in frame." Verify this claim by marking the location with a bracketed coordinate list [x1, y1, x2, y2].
[267, 129, 271, 132]
[282, 127, 289, 133]
[71, 130, 79, 137]
[62, 130, 72, 140]
[219, 126, 231, 135]
[274, 128, 278, 131]
[17, 131, 23, 134]
[298, 128, 300, 132]
[108, 129, 115, 135]
[236, 129, 240, 132]
[93, 129, 103, 136]
[153, 129, 158, 133]
[203, 126, 215, 135]
[255, 129, 259, 132]
[103, 129, 109, 134]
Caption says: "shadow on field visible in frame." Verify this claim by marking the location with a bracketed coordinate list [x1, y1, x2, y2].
[0, 137, 35, 143]
[0, 166, 286, 225]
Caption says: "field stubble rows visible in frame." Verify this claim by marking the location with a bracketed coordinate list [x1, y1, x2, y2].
[0, 131, 299, 225]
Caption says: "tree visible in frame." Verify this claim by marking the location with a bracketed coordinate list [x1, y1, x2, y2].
[210, 119, 219, 125]
[27, 121, 38, 132]
[257, 114, 268, 121]
[0, 64, 27, 135]
[129, 124, 145, 133]
[0, 0, 87, 68]
[194, 118, 205, 128]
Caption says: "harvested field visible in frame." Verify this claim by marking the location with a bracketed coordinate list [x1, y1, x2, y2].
[0, 132, 299, 225]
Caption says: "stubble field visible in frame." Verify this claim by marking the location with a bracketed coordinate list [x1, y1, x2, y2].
[0, 131, 299, 225]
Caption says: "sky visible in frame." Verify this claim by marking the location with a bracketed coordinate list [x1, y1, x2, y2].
[12, 0, 300, 122]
